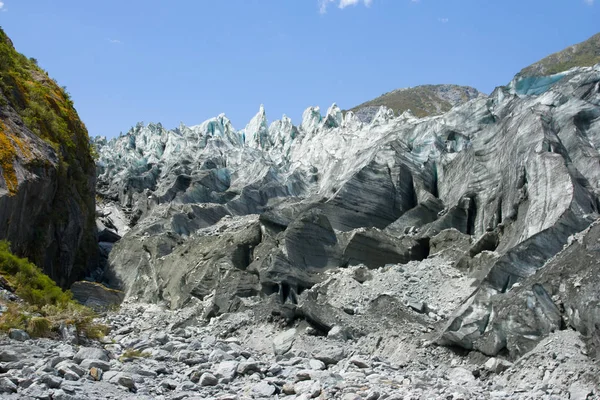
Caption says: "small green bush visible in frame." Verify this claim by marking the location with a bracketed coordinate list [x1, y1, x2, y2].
[0, 240, 107, 339]
[0, 240, 72, 308]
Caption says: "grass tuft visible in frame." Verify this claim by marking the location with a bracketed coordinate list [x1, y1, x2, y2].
[119, 348, 151, 361]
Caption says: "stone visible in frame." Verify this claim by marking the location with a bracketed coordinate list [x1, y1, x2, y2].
[237, 361, 260, 375]
[366, 391, 381, 400]
[199, 372, 218, 387]
[116, 373, 136, 390]
[484, 358, 513, 373]
[39, 374, 62, 389]
[0, 377, 17, 393]
[89, 367, 103, 381]
[312, 346, 346, 365]
[8, 328, 30, 341]
[447, 367, 475, 384]
[63, 371, 80, 381]
[73, 347, 109, 363]
[59, 323, 78, 345]
[273, 328, 296, 355]
[56, 361, 86, 377]
[215, 360, 238, 383]
[309, 359, 326, 370]
[349, 357, 370, 369]
[70, 281, 124, 311]
[160, 379, 178, 390]
[0, 349, 19, 362]
[568, 382, 594, 400]
[327, 325, 348, 341]
[252, 381, 276, 397]
[80, 359, 111, 371]
[294, 380, 321, 398]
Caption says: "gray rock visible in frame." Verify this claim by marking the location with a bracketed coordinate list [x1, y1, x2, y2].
[79, 359, 111, 372]
[309, 359, 326, 371]
[313, 346, 346, 365]
[52, 389, 78, 400]
[294, 380, 321, 398]
[252, 381, 276, 397]
[349, 357, 370, 369]
[215, 360, 238, 383]
[160, 379, 178, 390]
[237, 361, 261, 375]
[39, 374, 62, 389]
[116, 373, 136, 390]
[74, 347, 109, 363]
[0, 349, 19, 362]
[447, 367, 475, 384]
[327, 325, 348, 341]
[0, 377, 17, 393]
[8, 328, 30, 341]
[63, 370, 80, 381]
[56, 361, 86, 377]
[59, 323, 78, 345]
[199, 372, 218, 387]
[569, 381, 594, 400]
[483, 358, 512, 373]
[273, 328, 296, 355]
[70, 281, 124, 311]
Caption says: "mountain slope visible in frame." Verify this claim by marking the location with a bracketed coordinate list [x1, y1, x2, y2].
[519, 32, 600, 77]
[348, 84, 484, 121]
[0, 28, 97, 287]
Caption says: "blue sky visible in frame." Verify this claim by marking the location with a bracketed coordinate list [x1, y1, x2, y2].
[1, 1, 599, 138]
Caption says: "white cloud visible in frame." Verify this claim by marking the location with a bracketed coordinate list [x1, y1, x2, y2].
[0, 2, 5, 10]
[108, 39, 122, 44]
[319, 0, 372, 14]
[584, 0, 594, 5]
[438, 17, 449, 23]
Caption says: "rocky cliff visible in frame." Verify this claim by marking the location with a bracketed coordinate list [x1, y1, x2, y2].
[0, 28, 97, 287]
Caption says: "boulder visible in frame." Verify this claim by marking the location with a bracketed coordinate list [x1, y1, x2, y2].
[8, 328, 30, 341]
[70, 281, 124, 311]
[74, 347, 109, 363]
[273, 328, 296, 355]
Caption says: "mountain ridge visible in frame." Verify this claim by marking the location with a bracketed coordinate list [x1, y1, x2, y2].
[347, 83, 484, 121]
[519, 31, 600, 77]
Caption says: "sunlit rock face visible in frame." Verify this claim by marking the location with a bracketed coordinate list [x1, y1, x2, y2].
[95, 64, 600, 357]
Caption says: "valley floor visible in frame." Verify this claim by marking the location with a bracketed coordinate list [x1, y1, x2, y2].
[1, 260, 598, 400]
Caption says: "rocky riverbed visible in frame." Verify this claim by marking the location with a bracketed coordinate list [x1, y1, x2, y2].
[1, 259, 598, 399]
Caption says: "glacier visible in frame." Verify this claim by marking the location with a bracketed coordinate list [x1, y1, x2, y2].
[94, 63, 600, 358]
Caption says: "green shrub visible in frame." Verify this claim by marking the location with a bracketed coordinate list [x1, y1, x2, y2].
[0, 240, 72, 308]
[0, 240, 107, 339]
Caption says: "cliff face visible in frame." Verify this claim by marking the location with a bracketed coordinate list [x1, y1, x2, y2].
[0, 28, 97, 287]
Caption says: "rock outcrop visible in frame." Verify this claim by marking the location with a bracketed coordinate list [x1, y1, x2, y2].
[0, 28, 97, 287]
